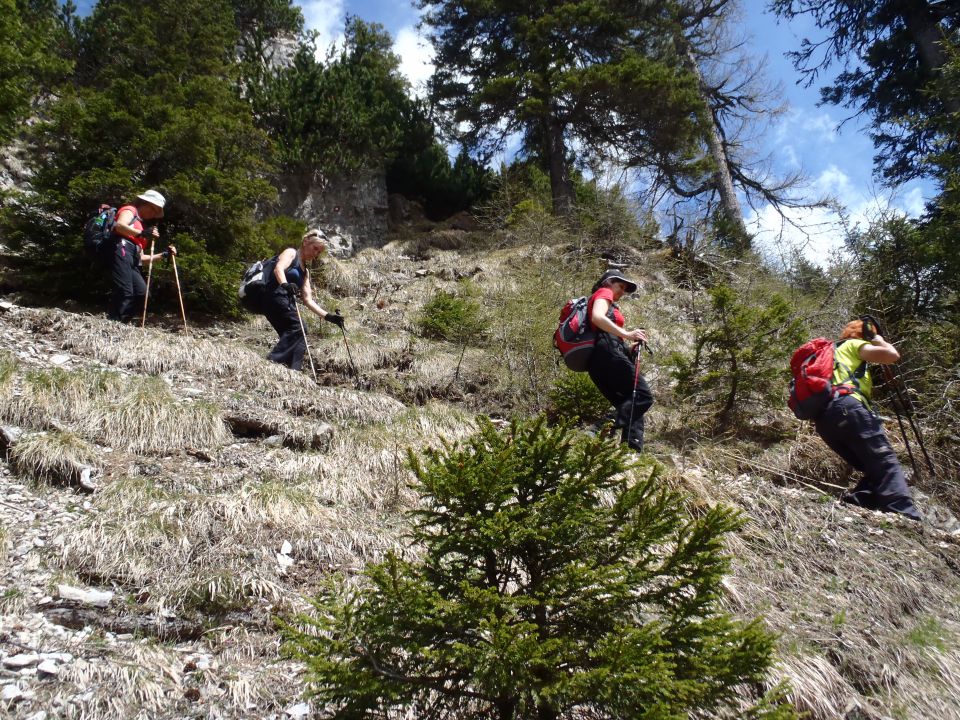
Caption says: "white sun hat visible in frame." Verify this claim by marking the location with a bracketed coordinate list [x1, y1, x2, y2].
[136, 189, 166, 214]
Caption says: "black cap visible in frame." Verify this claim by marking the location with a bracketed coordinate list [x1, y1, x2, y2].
[597, 269, 638, 294]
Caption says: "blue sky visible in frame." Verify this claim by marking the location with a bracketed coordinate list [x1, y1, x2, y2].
[73, 0, 933, 262]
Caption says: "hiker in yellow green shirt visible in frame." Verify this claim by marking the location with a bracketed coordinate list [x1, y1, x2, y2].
[814, 319, 921, 521]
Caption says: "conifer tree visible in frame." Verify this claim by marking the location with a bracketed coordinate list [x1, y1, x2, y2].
[256, 18, 417, 176]
[670, 284, 805, 428]
[770, 0, 960, 185]
[284, 417, 794, 719]
[419, 0, 705, 217]
[7, 0, 285, 313]
[0, 0, 72, 146]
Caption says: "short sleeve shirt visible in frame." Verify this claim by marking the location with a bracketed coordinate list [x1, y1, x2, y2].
[115, 205, 146, 251]
[587, 288, 625, 331]
[832, 338, 873, 404]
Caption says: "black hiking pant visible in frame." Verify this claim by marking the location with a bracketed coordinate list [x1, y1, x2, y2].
[263, 288, 307, 371]
[108, 240, 146, 322]
[588, 332, 653, 452]
[815, 394, 921, 521]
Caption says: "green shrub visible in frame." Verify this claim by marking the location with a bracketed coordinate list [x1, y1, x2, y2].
[547, 370, 610, 425]
[417, 281, 489, 345]
[669, 283, 805, 429]
[283, 417, 794, 720]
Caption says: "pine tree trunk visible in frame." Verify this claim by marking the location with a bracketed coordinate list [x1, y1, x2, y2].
[545, 113, 574, 218]
[682, 44, 748, 250]
[899, 1, 960, 114]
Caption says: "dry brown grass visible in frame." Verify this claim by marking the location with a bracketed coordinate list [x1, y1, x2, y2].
[28, 640, 300, 720]
[88, 376, 229, 453]
[57, 403, 475, 620]
[0, 366, 229, 454]
[17, 310, 320, 400]
[0, 349, 16, 388]
[57, 474, 370, 616]
[665, 461, 960, 720]
[8, 429, 98, 485]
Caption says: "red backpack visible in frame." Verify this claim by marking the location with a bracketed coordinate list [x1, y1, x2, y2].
[787, 338, 839, 419]
[553, 296, 614, 372]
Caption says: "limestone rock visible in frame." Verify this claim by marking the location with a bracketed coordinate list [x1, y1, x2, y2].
[56, 584, 114, 608]
[2, 653, 40, 669]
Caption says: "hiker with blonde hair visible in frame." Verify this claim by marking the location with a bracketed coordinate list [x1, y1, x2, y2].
[815, 319, 921, 521]
[263, 229, 344, 371]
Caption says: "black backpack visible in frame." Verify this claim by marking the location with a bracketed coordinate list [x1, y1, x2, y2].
[238, 256, 277, 313]
[83, 206, 118, 266]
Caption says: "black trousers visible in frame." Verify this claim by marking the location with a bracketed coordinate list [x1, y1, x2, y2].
[588, 333, 653, 451]
[108, 241, 146, 322]
[263, 288, 307, 371]
[815, 394, 921, 520]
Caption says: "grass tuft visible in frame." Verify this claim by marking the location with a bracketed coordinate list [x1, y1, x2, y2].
[8, 430, 98, 485]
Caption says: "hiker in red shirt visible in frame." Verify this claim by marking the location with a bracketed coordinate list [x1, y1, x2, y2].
[587, 269, 653, 453]
[108, 190, 176, 322]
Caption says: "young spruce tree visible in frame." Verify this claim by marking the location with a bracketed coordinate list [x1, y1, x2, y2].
[670, 283, 805, 429]
[284, 417, 794, 719]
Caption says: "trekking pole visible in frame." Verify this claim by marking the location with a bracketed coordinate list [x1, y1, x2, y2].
[625, 343, 644, 446]
[292, 298, 318, 382]
[170, 254, 188, 333]
[336, 309, 360, 382]
[141, 238, 156, 328]
[862, 315, 935, 477]
[880, 364, 936, 478]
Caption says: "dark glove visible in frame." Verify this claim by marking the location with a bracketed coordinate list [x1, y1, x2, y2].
[325, 312, 344, 329]
[160, 246, 173, 260]
[860, 315, 881, 341]
[281, 282, 300, 299]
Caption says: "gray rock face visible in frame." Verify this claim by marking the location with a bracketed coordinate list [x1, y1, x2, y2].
[279, 169, 389, 256]
[0, 137, 32, 193]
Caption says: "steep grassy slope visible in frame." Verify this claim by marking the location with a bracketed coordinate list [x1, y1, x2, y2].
[0, 239, 958, 719]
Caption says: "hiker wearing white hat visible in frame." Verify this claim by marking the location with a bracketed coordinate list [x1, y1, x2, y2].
[108, 190, 177, 322]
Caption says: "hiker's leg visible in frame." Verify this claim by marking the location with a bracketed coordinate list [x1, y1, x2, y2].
[589, 334, 651, 450]
[844, 405, 921, 520]
[621, 374, 653, 452]
[109, 242, 134, 321]
[588, 334, 631, 409]
[815, 398, 867, 472]
[130, 267, 147, 321]
[264, 292, 306, 370]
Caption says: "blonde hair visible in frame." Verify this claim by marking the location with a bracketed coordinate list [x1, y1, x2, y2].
[302, 229, 326, 249]
[839, 320, 864, 340]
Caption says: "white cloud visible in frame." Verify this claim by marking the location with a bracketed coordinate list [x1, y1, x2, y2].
[746, 180, 931, 269]
[902, 185, 927, 216]
[297, 0, 345, 55]
[800, 111, 839, 144]
[393, 25, 434, 97]
[813, 165, 854, 197]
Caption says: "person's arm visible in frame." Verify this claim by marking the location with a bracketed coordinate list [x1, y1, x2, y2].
[300, 273, 328, 318]
[143, 246, 176, 263]
[113, 208, 157, 242]
[858, 335, 900, 364]
[301, 272, 344, 326]
[273, 248, 297, 285]
[591, 297, 647, 344]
